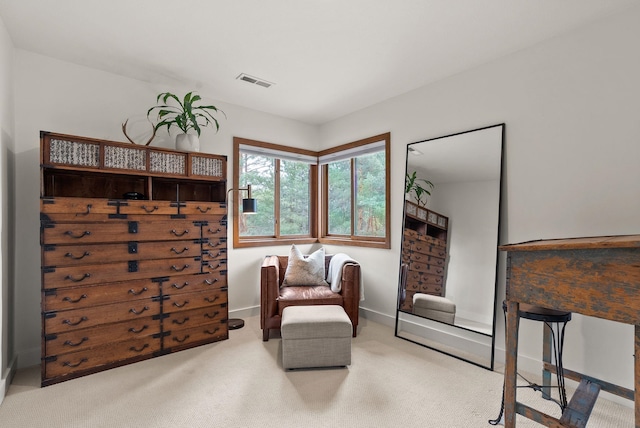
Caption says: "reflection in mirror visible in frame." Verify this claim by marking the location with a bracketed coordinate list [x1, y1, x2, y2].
[395, 123, 504, 370]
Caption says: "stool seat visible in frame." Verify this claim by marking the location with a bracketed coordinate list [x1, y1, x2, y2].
[503, 301, 572, 323]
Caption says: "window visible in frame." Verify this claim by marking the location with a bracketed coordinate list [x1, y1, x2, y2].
[320, 133, 391, 248]
[232, 133, 390, 249]
[233, 137, 317, 248]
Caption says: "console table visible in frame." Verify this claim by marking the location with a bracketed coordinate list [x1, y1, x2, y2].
[501, 235, 639, 427]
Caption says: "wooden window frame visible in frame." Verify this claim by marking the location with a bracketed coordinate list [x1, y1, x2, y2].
[233, 137, 317, 248]
[232, 133, 390, 249]
[319, 132, 391, 249]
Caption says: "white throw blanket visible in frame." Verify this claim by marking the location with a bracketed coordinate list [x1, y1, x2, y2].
[327, 253, 364, 301]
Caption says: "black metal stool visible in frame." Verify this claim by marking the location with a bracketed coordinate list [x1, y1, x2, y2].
[489, 301, 572, 425]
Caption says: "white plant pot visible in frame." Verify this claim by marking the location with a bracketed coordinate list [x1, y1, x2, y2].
[176, 134, 200, 152]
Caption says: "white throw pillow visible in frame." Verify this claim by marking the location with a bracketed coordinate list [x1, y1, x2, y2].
[282, 245, 328, 286]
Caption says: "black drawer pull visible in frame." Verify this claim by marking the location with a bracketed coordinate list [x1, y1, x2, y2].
[172, 317, 189, 325]
[204, 311, 220, 319]
[171, 264, 189, 272]
[197, 206, 212, 213]
[64, 230, 91, 239]
[129, 325, 149, 334]
[170, 229, 189, 237]
[63, 358, 88, 368]
[173, 335, 190, 343]
[64, 337, 89, 347]
[63, 294, 87, 304]
[129, 306, 149, 315]
[141, 205, 159, 213]
[171, 247, 189, 255]
[171, 282, 189, 290]
[65, 273, 91, 283]
[63, 316, 88, 326]
[207, 228, 222, 234]
[75, 204, 92, 216]
[129, 344, 149, 353]
[204, 278, 218, 285]
[65, 251, 90, 260]
[128, 287, 148, 296]
[173, 300, 189, 308]
[205, 327, 220, 335]
[205, 296, 219, 303]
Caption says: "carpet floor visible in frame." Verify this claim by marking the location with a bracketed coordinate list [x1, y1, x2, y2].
[0, 316, 633, 427]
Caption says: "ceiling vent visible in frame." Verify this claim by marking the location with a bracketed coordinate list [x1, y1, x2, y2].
[236, 73, 274, 88]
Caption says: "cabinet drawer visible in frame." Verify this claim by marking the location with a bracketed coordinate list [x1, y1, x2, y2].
[179, 202, 226, 216]
[44, 316, 159, 356]
[44, 336, 161, 379]
[42, 220, 203, 244]
[165, 321, 228, 350]
[202, 221, 227, 240]
[42, 239, 203, 267]
[166, 305, 228, 330]
[406, 270, 444, 286]
[408, 252, 445, 266]
[44, 300, 161, 334]
[165, 272, 227, 294]
[409, 261, 445, 276]
[419, 283, 444, 295]
[411, 242, 446, 258]
[43, 278, 161, 311]
[165, 289, 228, 313]
[43, 257, 202, 289]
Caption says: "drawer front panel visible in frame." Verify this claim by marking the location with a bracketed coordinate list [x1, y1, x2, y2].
[201, 221, 227, 240]
[43, 258, 202, 289]
[45, 336, 161, 379]
[165, 289, 228, 313]
[408, 252, 445, 266]
[409, 261, 445, 276]
[42, 220, 202, 244]
[179, 202, 226, 216]
[44, 316, 159, 356]
[411, 242, 447, 258]
[166, 305, 228, 330]
[43, 240, 203, 267]
[44, 300, 161, 334]
[164, 322, 228, 350]
[43, 278, 161, 311]
[165, 272, 227, 294]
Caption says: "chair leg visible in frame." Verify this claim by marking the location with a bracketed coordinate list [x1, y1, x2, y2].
[262, 328, 269, 341]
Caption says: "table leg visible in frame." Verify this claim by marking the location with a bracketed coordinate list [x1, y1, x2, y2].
[505, 300, 520, 428]
[635, 325, 639, 428]
[542, 323, 552, 400]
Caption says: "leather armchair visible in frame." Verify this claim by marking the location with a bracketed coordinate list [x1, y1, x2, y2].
[260, 254, 360, 341]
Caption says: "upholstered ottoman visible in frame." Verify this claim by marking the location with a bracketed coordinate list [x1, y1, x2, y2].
[281, 305, 352, 370]
[413, 293, 456, 324]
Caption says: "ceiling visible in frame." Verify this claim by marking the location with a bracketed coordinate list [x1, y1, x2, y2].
[0, 0, 635, 125]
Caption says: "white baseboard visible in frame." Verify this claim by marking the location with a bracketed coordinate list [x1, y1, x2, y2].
[0, 355, 18, 405]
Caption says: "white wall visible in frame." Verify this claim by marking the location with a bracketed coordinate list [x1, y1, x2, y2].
[12, 50, 320, 367]
[431, 179, 500, 326]
[0, 13, 15, 404]
[320, 4, 640, 394]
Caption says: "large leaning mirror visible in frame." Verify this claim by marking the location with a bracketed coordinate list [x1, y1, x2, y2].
[395, 123, 504, 370]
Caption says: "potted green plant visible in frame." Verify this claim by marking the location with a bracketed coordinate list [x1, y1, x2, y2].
[405, 171, 434, 207]
[147, 91, 225, 152]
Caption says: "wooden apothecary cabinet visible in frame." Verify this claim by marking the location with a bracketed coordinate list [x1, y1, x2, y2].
[40, 131, 229, 386]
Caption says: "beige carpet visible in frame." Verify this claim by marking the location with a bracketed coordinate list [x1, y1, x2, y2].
[0, 316, 633, 427]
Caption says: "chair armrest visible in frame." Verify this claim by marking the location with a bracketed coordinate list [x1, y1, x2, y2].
[260, 256, 281, 328]
[340, 262, 360, 331]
